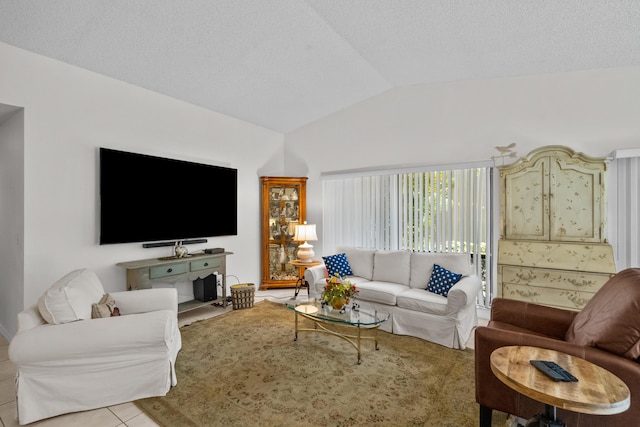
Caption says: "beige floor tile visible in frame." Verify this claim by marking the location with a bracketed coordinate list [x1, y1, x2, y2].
[124, 411, 160, 427]
[0, 401, 18, 427]
[0, 359, 17, 382]
[0, 342, 8, 362]
[27, 407, 122, 427]
[1, 402, 124, 427]
[0, 376, 15, 406]
[108, 402, 142, 423]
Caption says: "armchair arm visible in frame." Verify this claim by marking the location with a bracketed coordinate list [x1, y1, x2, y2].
[446, 275, 481, 313]
[490, 298, 577, 339]
[9, 310, 176, 365]
[304, 265, 327, 296]
[111, 288, 178, 315]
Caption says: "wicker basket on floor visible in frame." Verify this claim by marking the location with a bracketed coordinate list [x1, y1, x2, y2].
[230, 283, 255, 310]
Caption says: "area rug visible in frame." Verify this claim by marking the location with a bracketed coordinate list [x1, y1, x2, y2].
[136, 300, 508, 426]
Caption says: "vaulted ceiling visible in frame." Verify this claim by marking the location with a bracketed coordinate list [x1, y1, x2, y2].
[1, 1, 638, 133]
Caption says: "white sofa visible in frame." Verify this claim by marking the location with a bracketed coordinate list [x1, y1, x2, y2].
[304, 247, 482, 349]
[8, 269, 182, 425]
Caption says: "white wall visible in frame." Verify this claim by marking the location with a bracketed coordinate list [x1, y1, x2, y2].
[0, 107, 24, 338]
[0, 42, 285, 338]
[285, 67, 640, 257]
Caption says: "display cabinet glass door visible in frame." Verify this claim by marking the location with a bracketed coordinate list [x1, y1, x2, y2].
[260, 177, 307, 289]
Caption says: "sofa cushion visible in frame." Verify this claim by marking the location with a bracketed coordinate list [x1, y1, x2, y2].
[565, 268, 640, 360]
[322, 253, 353, 277]
[410, 252, 471, 289]
[38, 269, 106, 324]
[396, 288, 449, 316]
[336, 247, 375, 280]
[372, 250, 411, 286]
[426, 264, 462, 297]
[356, 281, 409, 305]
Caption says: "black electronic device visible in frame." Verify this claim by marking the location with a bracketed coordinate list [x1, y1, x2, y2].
[193, 274, 217, 302]
[204, 248, 224, 254]
[530, 360, 578, 382]
[99, 148, 237, 244]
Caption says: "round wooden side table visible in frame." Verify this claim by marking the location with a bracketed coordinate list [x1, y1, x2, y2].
[490, 345, 630, 426]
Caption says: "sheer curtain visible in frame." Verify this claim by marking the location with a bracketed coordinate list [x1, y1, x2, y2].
[322, 163, 493, 306]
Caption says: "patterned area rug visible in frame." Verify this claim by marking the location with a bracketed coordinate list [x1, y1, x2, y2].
[136, 300, 508, 426]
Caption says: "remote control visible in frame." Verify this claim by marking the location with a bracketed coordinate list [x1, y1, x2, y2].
[530, 360, 578, 382]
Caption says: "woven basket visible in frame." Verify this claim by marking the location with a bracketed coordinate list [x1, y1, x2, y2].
[230, 283, 255, 310]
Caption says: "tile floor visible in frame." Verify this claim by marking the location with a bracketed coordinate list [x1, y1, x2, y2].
[0, 288, 487, 426]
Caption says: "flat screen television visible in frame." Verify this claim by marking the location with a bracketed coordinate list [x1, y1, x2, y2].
[99, 148, 237, 245]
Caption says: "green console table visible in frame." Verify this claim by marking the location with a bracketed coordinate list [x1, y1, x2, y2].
[117, 252, 233, 313]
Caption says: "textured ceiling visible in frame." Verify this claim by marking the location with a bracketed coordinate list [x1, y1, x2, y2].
[0, 1, 639, 132]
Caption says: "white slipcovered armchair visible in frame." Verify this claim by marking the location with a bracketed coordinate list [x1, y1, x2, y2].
[8, 269, 182, 425]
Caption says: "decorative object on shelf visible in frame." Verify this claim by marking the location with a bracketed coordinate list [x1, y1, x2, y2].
[491, 142, 517, 165]
[322, 273, 358, 310]
[293, 221, 318, 263]
[174, 241, 188, 258]
[278, 244, 288, 264]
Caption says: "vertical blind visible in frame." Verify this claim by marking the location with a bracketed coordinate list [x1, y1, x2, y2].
[322, 165, 493, 307]
[609, 151, 640, 269]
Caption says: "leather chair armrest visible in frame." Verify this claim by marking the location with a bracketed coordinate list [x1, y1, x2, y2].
[490, 298, 578, 339]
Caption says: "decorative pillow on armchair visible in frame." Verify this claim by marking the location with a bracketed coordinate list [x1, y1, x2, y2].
[426, 264, 462, 297]
[565, 268, 640, 360]
[38, 269, 105, 324]
[322, 253, 353, 277]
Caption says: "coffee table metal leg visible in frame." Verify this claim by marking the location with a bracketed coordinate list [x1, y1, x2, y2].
[374, 328, 379, 350]
[357, 326, 362, 365]
[294, 311, 299, 341]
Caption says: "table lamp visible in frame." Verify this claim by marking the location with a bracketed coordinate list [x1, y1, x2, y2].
[293, 221, 318, 263]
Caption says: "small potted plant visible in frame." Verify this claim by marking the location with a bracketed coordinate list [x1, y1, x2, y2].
[322, 273, 359, 310]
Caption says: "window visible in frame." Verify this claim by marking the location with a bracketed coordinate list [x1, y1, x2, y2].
[322, 162, 494, 307]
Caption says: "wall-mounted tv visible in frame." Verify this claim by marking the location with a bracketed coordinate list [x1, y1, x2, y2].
[100, 148, 237, 245]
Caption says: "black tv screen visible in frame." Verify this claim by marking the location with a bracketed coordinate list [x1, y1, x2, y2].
[100, 148, 237, 244]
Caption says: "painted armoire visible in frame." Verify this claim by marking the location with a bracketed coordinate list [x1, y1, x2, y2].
[497, 146, 616, 310]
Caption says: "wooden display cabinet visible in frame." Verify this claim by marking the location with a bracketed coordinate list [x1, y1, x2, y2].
[260, 177, 307, 289]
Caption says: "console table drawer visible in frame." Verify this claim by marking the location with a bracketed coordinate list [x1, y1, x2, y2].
[150, 263, 188, 279]
[191, 258, 221, 272]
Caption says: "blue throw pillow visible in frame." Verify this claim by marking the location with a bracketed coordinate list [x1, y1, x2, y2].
[323, 253, 353, 277]
[426, 264, 462, 297]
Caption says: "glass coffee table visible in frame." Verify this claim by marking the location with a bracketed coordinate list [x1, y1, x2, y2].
[286, 299, 390, 364]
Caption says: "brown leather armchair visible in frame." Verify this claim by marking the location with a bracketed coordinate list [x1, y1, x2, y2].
[475, 268, 640, 427]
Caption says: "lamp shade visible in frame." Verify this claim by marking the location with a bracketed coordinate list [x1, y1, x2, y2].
[293, 222, 317, 242]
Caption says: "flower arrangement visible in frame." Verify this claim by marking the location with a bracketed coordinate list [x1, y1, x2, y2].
[322, 273, 358, 309]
